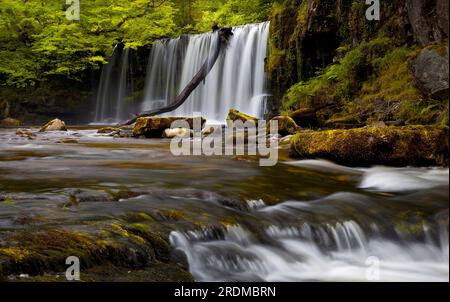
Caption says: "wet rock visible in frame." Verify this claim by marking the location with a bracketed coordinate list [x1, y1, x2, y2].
[289, 108, 318, 128]
[57, 138, 78, 144]
[97, 127, 120, 134]
[290, 126, 449, 167]
[1, 117, 21, 127]
[162, 128, 192, 139]
[39, 118, 67, 132]
[270, 116, 300, 136]
[64, 189, 114, 207]
[16, 129, 36, 140]
[412, 45, 449, 100]
[407, 0, 449, 46]
[227, 109, 258, 123]
[368, 121, 387, 128]
[133, 117, 206, 138]
[394, 119, 406, 127]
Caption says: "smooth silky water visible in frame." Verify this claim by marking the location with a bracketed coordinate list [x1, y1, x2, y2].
[0, 127, 448, 281]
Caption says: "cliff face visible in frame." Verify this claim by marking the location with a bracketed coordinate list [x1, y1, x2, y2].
[267, 0, 449, 127]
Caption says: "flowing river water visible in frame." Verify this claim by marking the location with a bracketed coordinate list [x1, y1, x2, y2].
[0, 127, 448, 282]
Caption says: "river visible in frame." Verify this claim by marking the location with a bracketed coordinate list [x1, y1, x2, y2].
[0, 127, 448, 282]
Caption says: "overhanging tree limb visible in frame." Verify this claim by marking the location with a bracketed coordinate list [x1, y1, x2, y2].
[120, 27, 233, 126]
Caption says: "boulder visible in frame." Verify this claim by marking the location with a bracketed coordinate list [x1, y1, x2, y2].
[270, 116, 300, 136]
[97, 127, 120, 134]
[162, 128, 192, 139]
[289, 108, 318, 128]
[412, 45, 449, 100]
[407, 0, 449, 46]
[1, 117, 21, 127]
[16, 129, 36, 139]
[39, 118, 67, 132]
[133, 117, 206, 138]
[227, 109, 258, 123]
[290, 126, 449, 167]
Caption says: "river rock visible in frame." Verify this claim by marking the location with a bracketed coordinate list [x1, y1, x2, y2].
[1, 117, 21, 127]
[227, 109, 258, 123]
[270, 116, 300, 136]
[16, 129, 36, 139]
[57, 138, 79, 144]
[290, 126, 449, 167]
[162, 128, 192, 138]
[97, 127, 120, 134]
[412, 45, 449, 100]
[39, 118, 67, 132]
[133, 117, 206, 138]
[289, 108, 318, 128]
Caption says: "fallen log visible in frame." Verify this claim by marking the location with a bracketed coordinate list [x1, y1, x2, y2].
[120, 26, 233, 126]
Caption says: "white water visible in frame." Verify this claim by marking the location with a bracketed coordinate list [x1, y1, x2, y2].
[170, 161, 450, 282]
[142, 22, 270, 121]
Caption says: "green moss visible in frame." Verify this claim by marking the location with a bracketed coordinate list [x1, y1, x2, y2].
[290, 126, 449, 166]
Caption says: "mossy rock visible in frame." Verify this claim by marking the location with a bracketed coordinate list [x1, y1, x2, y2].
[290, 126, 449, 167]
[1, 117, 21, 127]
[97, 127, 120, 134]
[289, 108, 318, 128]
[226, 109, 258, 124]
[133, 117, 206, 138]
[270, 116, 300, 136]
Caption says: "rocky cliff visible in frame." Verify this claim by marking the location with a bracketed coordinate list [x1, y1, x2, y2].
[267, 0, 449, 127]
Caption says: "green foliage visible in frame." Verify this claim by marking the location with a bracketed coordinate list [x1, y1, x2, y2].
[0, 0, 177, 87]
[282, 36, 435, 123]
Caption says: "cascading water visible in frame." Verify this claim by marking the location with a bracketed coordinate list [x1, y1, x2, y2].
[94, 47, 134, 123]
[142, 22, 271, 122]
[170, 164, 450, 282]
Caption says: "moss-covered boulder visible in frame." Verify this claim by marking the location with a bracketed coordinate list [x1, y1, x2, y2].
[39, 118, 67, 132]
[290, 126, 449, 167]
[1, 117, 21, 127]
[270, 116, 300, 136]
[133, 117, 206, 138]
[289, 108, 318, 128]
[227, 109, 258, 123]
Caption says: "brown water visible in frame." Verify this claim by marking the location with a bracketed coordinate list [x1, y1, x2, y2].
[0, 127, 448, 281]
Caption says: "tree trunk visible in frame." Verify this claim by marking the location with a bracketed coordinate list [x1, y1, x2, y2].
[120, 27, 233, 126]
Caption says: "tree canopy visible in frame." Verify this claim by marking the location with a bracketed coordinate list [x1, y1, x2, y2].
[0, 0, 272, 87]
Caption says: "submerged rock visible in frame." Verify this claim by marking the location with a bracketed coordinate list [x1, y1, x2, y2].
[289, 108, 318, 128]
[57, 138, 78, 144]
[15, 129, 36, 139]
[133, 117, 206, 138]
[39, 119, 67, 132]
[227, 109, 258, 123]
[290, 126, 449, 167]
[1, 117, 21, 127]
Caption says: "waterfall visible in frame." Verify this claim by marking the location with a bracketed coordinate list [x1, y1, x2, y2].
[142, 22, 271, 122]
[94, 47, 133, 123]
